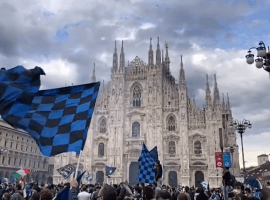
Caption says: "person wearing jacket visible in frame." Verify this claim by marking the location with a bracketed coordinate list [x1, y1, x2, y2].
[69, 180, 79, 200]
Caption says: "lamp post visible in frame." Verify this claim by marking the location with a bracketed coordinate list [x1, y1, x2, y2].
[225, 145, 238, 176]
[230, 119, 252, 183]
[246, 41, 270, 76]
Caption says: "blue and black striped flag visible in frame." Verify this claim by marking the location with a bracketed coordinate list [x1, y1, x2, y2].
[0, 66, 100, 157]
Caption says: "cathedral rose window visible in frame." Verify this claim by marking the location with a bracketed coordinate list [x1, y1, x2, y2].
[194, 141, 202, 155]
[98, 143, 105, 156]
[132, 122, 140, 137]
[133, 85, 141, 107]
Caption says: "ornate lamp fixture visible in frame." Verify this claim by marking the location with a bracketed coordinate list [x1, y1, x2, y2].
[246, 41, 270, 74]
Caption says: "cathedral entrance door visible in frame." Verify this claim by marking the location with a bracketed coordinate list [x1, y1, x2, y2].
[168, 171, 178, 188]
[195, 171, 204, 188]
[96, 171, 104, 184]
[129, 162, 139, 186]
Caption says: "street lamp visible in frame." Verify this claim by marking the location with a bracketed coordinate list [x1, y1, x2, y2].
[230, 119, 252, 183]
[225, 145, 238, 176]
[246, 41, 270, 74]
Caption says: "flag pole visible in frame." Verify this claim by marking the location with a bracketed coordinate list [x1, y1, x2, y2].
[75, 150, 82, 179]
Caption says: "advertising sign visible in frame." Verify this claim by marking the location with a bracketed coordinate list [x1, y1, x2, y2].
[223, 152, 232, 168]
[215, 152, 223, 168]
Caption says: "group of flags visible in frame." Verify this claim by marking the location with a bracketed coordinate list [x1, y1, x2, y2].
[138, 143, 159, 184]
[0, 66, 100, 157]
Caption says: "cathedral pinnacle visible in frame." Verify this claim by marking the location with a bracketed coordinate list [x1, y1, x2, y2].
[179, 55, 185, 82]
[156, 36, 161, 66]
[227, 92, 231, 110]
[112, 40, 118, 73]
[205, 74, 212, 109]
[120, 40, 125, 72]
[148, 38, 154, 66]
[213, 74, 220, 108]
[222, 93, 225, 111]
[91, 62, 96, 82]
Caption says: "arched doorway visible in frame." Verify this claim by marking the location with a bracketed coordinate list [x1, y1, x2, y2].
[42, 175, 46, 185]
[47, 177, 53, 185]
[195, 171, 204, 188]
[96, 171, 104, 184]
[168, 171, 178, 188]
[5, 172, 9, 178]
[129, 162, 139, 186]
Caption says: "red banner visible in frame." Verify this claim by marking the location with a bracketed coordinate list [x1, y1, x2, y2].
[215, 152, 223, 168]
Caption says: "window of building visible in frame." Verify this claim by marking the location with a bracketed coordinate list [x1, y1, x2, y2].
[169, 141, 176, 156]
[32, 140, 33, 143]
[2, 157, 5, 164]
[8, 157, 11, 165]
[132, 122, 140, 137]
[17, 136, 19, 140]
[27, 139, 28, 142]
[29, 160, 31, 167]
[22, 138, 23, 141]
[38, 161, 40, 168]
[19, 159, 21, 166]
[98, 143, 105, 157]
[194, 141, 202, 155]
[0, 132, 1, 135]
[168, 116, 176, 131]
[31, 147, 33, 152]
[6, 133, 7, 137]
[133, 85, 141, 107]
[16, 143, 18, 149]
[100, 118, 106, 133]
[14, 158, 16, 166]
[10, 142, 13, 148]
[21, 145, 24, 151]
[4, 141, 7, 147]
[26, 147, 28, 152]
[12, 135, 13, 138]
[34, 161, 35, 168]
[24, 159, 27, 166]
[35, 148, 37, 153]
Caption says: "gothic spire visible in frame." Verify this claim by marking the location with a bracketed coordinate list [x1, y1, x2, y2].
[91, 62, 96, 82]
[205, 74, 212, 109]
[213, 74, 220, 108]
[179, 55, 185, 81]
[222, 93, 225, 111]
[119, 40, 125, 72]
[165, 42, 170, 69]
[148, 38, 154, 66]
[227, 92, 231, 110]
[156, 37, 161, 66]
[112, 41, 118, 73]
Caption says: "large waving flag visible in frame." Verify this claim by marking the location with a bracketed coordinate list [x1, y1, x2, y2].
[138, 143, 156, 184]
[149, 146, 158, 163]
[0, 66, 100, 157]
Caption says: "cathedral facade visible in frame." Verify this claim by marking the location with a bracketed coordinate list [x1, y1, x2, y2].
[83, 38, 240, 188]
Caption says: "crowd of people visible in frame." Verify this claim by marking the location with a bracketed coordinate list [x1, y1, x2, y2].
[0, 178, 269, 200]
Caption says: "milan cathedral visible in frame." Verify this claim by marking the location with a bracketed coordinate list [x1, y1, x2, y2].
[81, 38, 239, 187]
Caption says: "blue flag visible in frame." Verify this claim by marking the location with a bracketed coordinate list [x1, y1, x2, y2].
[149, 146, 158, 163]
[77, 171, 86, 185]
[0, 66, 45, 119]
[0, 66, 100, 157]
[106, 166, 116, 177]
[223, 152, 232, 168]
[54, 187, 69, 200]
[138, 143, 156, 184]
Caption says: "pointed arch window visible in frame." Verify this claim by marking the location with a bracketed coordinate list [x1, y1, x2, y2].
[194, 141, 202, 155]
[133, 85, 141, 107]
[132, 122, 140, 137]
[168, 116, 176, 131]
[100, 118, 106, 133]
[98, 143, 105, 157]
[169, 141, 176, 156]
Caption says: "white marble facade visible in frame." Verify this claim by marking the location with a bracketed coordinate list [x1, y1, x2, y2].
[78, 39, 240, 187]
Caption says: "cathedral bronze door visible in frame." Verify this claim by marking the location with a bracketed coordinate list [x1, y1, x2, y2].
[96, 171, 104, 184]
[168, 171, 178, 188]
[129, 162, 139, 186]
[195, 171, 204, 188]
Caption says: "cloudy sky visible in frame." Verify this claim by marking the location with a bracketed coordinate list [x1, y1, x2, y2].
[0, 0, 270, 168]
